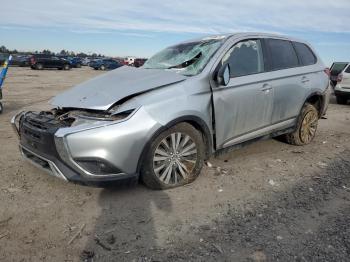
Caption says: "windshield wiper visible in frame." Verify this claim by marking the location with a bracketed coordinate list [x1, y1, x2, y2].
[168, 52, 202, 69]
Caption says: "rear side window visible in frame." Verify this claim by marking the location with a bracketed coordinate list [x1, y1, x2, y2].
[267, 39, 299, 70]
[293, 42, 317, 66]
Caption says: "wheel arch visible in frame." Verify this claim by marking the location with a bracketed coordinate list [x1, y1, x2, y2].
[136, 115, 213, 176]
[302, 91, 325, 118]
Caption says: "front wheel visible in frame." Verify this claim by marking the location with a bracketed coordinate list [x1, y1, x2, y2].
[285, 103, 319, 146]
[141, 123, 205, 190]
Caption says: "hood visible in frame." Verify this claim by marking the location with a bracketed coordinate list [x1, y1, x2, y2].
[50, 66, 187, 111]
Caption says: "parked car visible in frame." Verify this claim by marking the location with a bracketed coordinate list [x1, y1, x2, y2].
[0, 53, 9, 65]
[81, 57, 91, 66]
[12, 33, 330, 189]
[124, 56, 136, 65]
[134, 58, 147, 68]
[333, 63, 350, 104]
[10, 55, 31, 67]
[330, 62, 348, 87]
[30, 54, 71, 70]
[67, 57, 82, 68]
[89, 59, 122, 70]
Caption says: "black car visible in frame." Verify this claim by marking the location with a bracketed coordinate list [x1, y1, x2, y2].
[10, 55, 31, 67]
[30, 54, 71, 70]
[89, 59, 122, 70]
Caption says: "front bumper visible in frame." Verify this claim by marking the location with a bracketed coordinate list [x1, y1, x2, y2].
[11, 109, 160, 186]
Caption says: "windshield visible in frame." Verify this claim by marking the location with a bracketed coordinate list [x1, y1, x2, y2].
[143, 37, 225, 76]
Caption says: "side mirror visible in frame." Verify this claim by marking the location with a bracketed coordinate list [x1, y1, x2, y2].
[217, 64, 230, 86]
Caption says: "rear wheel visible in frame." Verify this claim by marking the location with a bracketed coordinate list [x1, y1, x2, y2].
[285, 103, 319, 146]
[336, 96, 348, 105]
[76, 63, 81, 68]
[63, 64, 70, 70]
[141, 123, 205, 190]
[35, 63, 43, 70]
[100, 65, 106, 70]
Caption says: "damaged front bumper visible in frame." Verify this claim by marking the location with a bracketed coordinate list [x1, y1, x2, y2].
[11, 108, 161, 186]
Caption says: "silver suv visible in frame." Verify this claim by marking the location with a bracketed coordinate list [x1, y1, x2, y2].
[12, 33, 330, 189]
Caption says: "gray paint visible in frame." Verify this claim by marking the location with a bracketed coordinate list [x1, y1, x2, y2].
[13, 32, 330, 182]
[50, 66, 187, 111]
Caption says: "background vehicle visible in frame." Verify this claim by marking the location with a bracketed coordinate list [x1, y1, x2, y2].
[0, 53, 9, 65]
[67, 57, 82, 68]
[81, 57, 91, 66]
[10, 55, 31, 67]
[330, 62, 348, 87]
[134, 58, 147, 68]
[124, 56, 136, 65]
[334, 63, 350, 104]
[12, 33, 329, 190]
[89, 59, 122, 70]
[30, 54, 71, 70]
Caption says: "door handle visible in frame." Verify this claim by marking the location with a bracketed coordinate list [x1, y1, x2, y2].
[301, 76, 310, 83]
[260, 84, 272, 92]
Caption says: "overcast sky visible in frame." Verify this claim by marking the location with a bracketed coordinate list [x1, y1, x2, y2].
[1, 0, 350, 65]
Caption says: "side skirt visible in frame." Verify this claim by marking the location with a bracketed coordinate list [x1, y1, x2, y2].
[214, 126, 295, 157]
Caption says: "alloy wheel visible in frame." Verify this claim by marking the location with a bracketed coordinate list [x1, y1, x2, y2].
[152, 132, 198, 185]
[300, 110, 318, 143]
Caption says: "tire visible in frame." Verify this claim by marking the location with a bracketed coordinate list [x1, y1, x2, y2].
[141, 123, 205, 190]
[336, 96, 348, 105]
[63, 64, 70, 70]
[35, 63, 43, 70]
[76, 63, 81, 68]
[0, 102, 3, 114]
[285, 103, 319, 146]
[100, 65, 106, 70]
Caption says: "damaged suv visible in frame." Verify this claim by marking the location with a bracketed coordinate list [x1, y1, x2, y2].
[12, 33, 330, 189]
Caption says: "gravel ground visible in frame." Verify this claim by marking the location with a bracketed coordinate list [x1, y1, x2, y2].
[0, 67, 349, 262]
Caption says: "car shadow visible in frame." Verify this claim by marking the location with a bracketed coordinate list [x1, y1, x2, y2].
[81, 183, 172, 261]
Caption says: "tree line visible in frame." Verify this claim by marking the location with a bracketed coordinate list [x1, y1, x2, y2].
[0, 45, 104, 58]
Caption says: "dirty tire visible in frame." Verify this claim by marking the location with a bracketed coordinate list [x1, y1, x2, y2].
[35, 63, 43, 70]
[336, 96, 348, 105]
[141, 123, 205, 190]
[285, 103, 319, 146]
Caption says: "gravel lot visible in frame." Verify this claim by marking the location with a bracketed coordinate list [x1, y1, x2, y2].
[0, 67, 349, 262]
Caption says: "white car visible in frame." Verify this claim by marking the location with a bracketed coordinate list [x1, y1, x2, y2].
[334, 63, 350, 104]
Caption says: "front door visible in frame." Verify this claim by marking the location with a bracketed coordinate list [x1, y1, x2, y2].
[212, 39, 274, 149]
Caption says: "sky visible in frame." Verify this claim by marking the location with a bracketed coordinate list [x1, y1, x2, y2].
[1, 0, 350, 66]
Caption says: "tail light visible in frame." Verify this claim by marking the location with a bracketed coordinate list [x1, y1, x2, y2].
[324, 68, 330, 78]
[337, 73, 343, 83]
[30, 57, 35, 65]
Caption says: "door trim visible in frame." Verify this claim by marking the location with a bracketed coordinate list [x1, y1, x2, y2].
[222, 117, 296, 148]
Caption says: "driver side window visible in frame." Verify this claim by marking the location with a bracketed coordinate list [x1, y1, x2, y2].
[222, 39, 264, 78]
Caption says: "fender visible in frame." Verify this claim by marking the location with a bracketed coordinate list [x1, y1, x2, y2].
[299, 91, 325, 118]
[136, 115, 213, 175]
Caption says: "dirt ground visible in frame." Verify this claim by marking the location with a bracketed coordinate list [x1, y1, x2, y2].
[0, 67, 349, 262]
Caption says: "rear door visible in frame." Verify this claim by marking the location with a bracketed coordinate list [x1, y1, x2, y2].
[212, 39, 274, 149]
[265, 39, 307, 124]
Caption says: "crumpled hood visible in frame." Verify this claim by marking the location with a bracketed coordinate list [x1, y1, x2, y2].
[50, 66, 187, 111]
